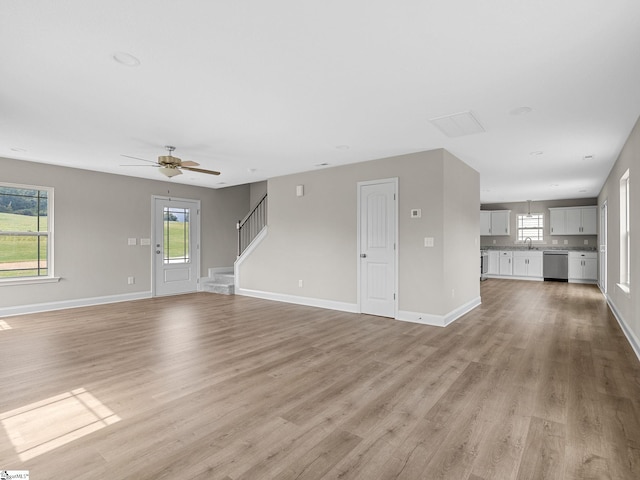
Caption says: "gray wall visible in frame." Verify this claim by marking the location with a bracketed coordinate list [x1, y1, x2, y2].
[481, 198, 598, 248]
[238, 149, 480, 317]
[598, 116, 639, 347]
[0, 157, 249, 309]
[249, 181, 268, 209]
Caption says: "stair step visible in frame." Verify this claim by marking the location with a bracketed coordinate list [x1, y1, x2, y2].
[203, 281, 235, 295]
[213, 273, 235, 285]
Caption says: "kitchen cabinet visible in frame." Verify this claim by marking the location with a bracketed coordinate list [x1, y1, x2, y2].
[480, 210, 511, 236]
[549, 206, 597, 235]
[499, 251, 513, 276]
[480, 211, 492, 236]
[488, 251, 499, 274]
[513, 251, 543, 278]
[569, 251, 598, 282]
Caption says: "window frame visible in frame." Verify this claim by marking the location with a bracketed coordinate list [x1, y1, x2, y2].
[0, 182, 59, 286]
[516, 212, 545, 243]
[619, 170, 630, 294]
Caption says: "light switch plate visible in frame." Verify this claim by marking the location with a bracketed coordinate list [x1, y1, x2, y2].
[411, 209, 422, 218]
[140, 238, 150, 246]
[128, 237, 137, 246]
[424, 237, 434, 247]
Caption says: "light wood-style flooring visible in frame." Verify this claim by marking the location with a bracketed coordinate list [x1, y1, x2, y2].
[1, 279, 640, 479]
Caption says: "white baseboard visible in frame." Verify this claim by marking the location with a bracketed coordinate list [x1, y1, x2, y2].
[0, 291, 152, 318]
[397, 296, 481, 327]
[236, 288, 359, 314]
[606, 294, 640, 363]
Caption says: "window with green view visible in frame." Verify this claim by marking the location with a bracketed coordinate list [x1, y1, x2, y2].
[0, 184, 52, 279]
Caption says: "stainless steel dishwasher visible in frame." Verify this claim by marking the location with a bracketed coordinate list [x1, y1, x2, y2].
[543, 250, 568, 281]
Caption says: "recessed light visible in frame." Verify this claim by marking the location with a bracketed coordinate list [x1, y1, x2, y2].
[550, 184, 559, 187]
[510, 106, 533, 116]
[336, 145, 350, 150]
[530, 151, 543, 156]
[314, 162, 330, 167]
[113, 52, 141, 67]
[583, 155, 594, 160]
[10, 147, 27, 152]
[579, 189, 588, 193]
[247, 168, 256, 173]
[217, 182, 227, 185]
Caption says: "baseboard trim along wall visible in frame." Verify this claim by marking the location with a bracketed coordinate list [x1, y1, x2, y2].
[237, 287, 481, 327]
[0, 291, 152, 318]
[606, 294, 640, 363]
[236, 288, 359, 313]
[397, 296, 482, 327]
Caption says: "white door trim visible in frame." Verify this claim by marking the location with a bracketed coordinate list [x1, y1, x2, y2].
[151, 195, 201, 297]
[357, 177, 398, 318]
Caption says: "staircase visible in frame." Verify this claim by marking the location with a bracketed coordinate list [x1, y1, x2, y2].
[202, 270, 235, 295]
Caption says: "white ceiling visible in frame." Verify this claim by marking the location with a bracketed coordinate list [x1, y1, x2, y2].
[1, 1, 639, 203]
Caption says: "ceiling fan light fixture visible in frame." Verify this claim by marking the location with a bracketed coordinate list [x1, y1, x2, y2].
[159, 166, 182, 178]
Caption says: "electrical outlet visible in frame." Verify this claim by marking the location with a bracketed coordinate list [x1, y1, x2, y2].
[128, 276, 135, 285]
[584, 239, 589, 245]
[298, 279, 303, 287]
[564, 239, 568, 245]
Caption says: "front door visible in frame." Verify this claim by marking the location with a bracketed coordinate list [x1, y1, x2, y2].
[358, 179, 397, 318]
[153, 196, 200, 296]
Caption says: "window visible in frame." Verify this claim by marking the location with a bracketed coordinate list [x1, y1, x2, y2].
[517, 213, 544, 242]
[0, 183, 54, 282]
[619, 170, 630, 290]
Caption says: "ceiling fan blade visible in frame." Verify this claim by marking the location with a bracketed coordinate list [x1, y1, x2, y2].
[120, 164, 159, 167]
[120, 154, 158, 164]
[181, 166, 221, 176]
[180, 160, 200, 167]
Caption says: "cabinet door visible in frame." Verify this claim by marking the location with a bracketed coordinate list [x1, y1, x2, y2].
[513, 256, 527, 276]
[549, 210, 565, 235]
[581, 207, 597, 235]
[499, 253, 513, 275]
[568, 256, 583, 279]
[583, 258, 598, 280]
[488, 251, 499, 274]
[527, 254, 543, 277]
[480, 211, 492, 236]
[491, 211, 510, 236]
[565, 209, 582, 235]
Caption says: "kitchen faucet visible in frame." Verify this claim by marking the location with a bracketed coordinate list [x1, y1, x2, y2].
[525, 237, 533, 250]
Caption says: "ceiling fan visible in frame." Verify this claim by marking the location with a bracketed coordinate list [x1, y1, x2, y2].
[121, 146, 220, 178]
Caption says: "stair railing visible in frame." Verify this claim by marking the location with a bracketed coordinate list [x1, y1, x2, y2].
[237, 193, 267, 256]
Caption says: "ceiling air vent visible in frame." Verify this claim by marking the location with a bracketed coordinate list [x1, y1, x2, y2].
[429, 110, 486, 137]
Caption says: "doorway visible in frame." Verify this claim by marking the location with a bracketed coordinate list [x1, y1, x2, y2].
[357, 178, 398, 318]
[152, 196, 200, 296]
[600, 200, 607, 293]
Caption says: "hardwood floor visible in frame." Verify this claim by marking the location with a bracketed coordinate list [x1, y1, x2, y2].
[1, 280, 640, 479]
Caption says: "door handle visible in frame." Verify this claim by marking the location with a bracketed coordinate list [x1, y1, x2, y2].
[360, 253, 367, 258]
[156, 250, 161, 254]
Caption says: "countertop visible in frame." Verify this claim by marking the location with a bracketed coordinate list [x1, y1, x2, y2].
[481, 246, 598, 252]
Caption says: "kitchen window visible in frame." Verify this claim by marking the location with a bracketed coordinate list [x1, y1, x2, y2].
[0, 183, 57, 284]
[516, 213, 544, 242]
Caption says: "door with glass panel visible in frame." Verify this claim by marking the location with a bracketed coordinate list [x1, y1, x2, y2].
[153, 197, 200, 296]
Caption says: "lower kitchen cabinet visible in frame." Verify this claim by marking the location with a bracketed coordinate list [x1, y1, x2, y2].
[488, 251, 499, 275]
[569, 251, 598, 282]
[513, 251, 543, 278]
[499, 251, 513, 276]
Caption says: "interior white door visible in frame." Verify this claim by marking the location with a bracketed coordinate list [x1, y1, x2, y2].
[153, 197, 200, 296]
[359, 179, 397, 318]
[600, 201, 607, 292]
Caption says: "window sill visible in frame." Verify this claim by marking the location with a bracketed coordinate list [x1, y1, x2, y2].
[0, 276, 61, 286]
[617, 283, 631, 298]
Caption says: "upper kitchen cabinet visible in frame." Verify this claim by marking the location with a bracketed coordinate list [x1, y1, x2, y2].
[480, 210, 511, 236]
[549, 206, 597, 235]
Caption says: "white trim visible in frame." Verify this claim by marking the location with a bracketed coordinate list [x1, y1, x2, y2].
[234, 226, 268, 290]
[397, 296, 481, 327]
[0, 276, 61, 286]
[356, 177, 399, 317]
[236, 287, 359, 313]
[606, 294, 640, 363]
[0, 291, 152, 318]
[485, 275, 543, 282]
